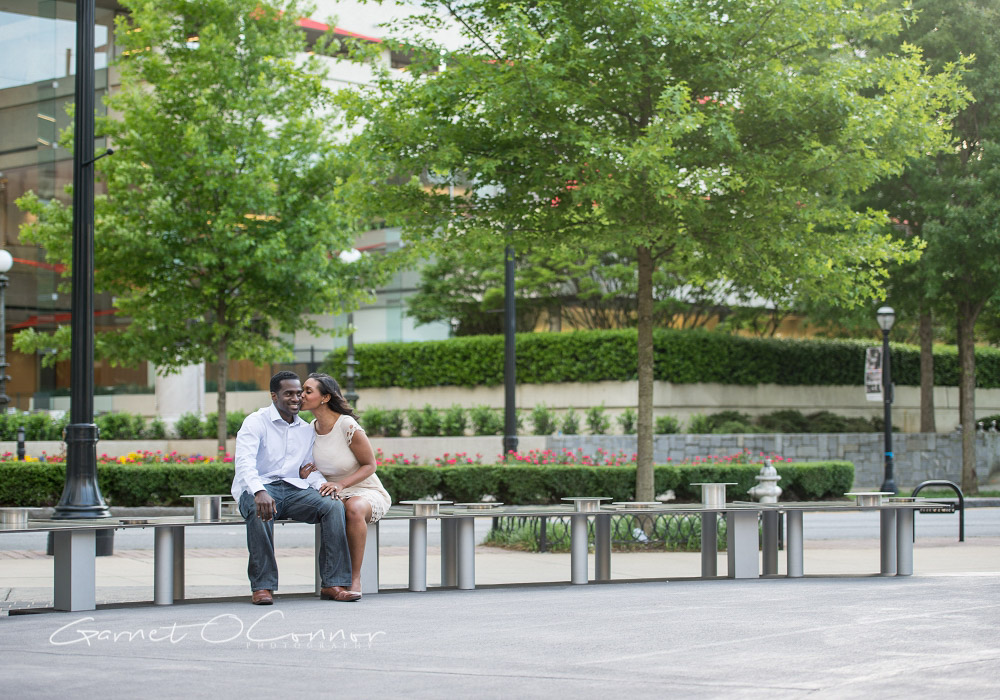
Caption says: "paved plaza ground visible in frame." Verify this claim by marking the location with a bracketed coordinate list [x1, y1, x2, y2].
[1, 509, 998, 697]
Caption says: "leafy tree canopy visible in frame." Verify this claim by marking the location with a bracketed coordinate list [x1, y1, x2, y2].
[16, 0, 395, 445]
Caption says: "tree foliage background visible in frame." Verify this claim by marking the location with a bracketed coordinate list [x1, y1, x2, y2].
[16, 0, 393, 446]
[347, 0, 967, 499]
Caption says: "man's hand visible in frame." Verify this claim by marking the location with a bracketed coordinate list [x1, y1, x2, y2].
[254, 489, 276, 521]
[299, 462, 317, 479]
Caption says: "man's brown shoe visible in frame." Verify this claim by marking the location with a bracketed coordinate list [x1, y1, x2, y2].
[320, 586, 361, 602]
[251, 589, 273, 605]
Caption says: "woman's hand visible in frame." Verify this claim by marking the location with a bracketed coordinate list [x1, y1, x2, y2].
[319, 481, 345, 499]
[299, 462, 317, 479]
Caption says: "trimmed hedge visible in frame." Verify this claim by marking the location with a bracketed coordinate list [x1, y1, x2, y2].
[321, 328, 1000, 389]
[0, 461, 853, 507]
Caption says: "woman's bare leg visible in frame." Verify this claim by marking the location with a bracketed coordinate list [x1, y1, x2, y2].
[344, 496, 373, 593]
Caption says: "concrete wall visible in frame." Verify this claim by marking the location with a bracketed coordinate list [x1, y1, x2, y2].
[40, 381, 1000, 435]
[6, 431, 996, 489]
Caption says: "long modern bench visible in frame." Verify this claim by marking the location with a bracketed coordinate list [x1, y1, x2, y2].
[0, 492, 946, 612]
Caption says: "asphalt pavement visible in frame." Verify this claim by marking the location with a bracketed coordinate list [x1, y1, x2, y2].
[1, 507, 998, 698]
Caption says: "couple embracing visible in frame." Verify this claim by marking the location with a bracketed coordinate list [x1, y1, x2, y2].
[230, 371, 391, 605]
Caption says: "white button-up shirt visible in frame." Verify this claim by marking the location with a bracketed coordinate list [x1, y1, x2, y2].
[231, 404, 326, 501]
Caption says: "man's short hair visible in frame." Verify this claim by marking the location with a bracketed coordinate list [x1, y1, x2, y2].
[270, 370, 300, 394]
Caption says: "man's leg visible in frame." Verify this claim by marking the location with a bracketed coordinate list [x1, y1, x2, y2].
[280, 487, 352, 588]
[240, 488, 279, 591]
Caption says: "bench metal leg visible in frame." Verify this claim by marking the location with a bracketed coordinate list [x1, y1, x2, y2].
[457, 516, 475, 590]
[361, 521, 379, 595]
[172, 526, 185, 601]
[409, 519, 428, 591]
[726, 510, 759, 579]
[441, 517, 458, 587]
[570, 514, 588, 584]
[701, 512, 718, 577]
[762, 510, 779, 576]
[53, 529, 96, 612]
[896, 508, 914, 576]
[154, 526, 174, 605]
[880, 509, 897, 576]
[786, 511, 803, 578]
[315, 523, 322, 595]
[594, 514, 611, 581]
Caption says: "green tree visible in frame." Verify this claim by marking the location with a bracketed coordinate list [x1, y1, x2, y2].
[349, 0, 964, 499]
[16, 0, 392, 449]
[864, 0, 1000, 492]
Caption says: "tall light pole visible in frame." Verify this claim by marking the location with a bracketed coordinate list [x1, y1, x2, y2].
[876, 306, 896, 494]
[0, 249, 12, 414]
[503, 244, 517, 456]
[338, 248, 361, 407]
[54, 0, 110, 520]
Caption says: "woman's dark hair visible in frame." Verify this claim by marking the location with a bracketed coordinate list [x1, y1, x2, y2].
[307, 373, 357, 419]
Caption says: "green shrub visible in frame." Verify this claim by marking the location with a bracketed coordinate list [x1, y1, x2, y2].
[361, 406, 386, 435]
[174, 412, 205, 439]
[382, 409, 404, 437]
[145, 418, 167, 440]
[586, 403, 610, 435]
[469, 405, 503, 435]
[655, 415, 681, 434]
[321, 328, 1000, 390]
[755, 409, 810, 433]
[618, 407, 637, 434]
[407, 405, 442, 437]
[687, 413, 712, 434]
[441, 405, 467, 437]
[560, 408, 580, 435]
[713, 419, 760, 434]
[0, 460, 854, 506]
[96, 412, 146, 440]
[530, 404, 558, 436]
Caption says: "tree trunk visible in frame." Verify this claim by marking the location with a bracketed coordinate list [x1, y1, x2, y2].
[918, 311, 936, 433]
[635, 245, 655, 501]
[216, 338, 228, 453]
[956, 304, 979, 494]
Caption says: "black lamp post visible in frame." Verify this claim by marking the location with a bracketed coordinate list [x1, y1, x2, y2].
[53, 0, 110, 521]
[338, 248, 361, 407]
[877, 305, 897, 494]
[0, 249, 12, 414]
[502, 244, 517, 456]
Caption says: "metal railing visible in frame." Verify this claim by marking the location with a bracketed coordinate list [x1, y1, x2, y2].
[911, 479, 964, 542]
[489, 512, 726, 552]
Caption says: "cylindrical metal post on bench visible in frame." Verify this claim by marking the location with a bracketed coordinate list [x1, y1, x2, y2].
[785, 510, 803, 578]
[693, 483, 735, 578]
[562, 498, 608, 585]
[457, 517, 476, 590]
[762, 510, 779, 576]
[895, 507, 914, 576]
[409, 519, 428, 591]
[153, 526, 173, 605]
[441, 517, 458, 587]
[594, 513, 611, 581]
[880, 508, 897, 576]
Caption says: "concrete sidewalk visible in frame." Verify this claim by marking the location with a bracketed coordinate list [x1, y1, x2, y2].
[2, 573, 998, 698]
[3, 536, 998, 614]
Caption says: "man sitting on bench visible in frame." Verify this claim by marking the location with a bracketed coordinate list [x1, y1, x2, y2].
[232, 370, 360, 604]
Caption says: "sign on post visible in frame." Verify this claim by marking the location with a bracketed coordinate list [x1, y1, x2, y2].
[865, 347, 882, 402]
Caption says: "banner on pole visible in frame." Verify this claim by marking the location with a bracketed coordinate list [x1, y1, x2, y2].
[865, 347, 883, 402]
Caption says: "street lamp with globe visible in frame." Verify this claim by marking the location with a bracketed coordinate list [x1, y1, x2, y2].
[876, 306, 896, 494]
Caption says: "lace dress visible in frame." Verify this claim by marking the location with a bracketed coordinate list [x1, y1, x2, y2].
[312, 415, 391, 523]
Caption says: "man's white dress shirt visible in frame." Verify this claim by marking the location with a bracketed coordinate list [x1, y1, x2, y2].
[231, 404, 327, 501]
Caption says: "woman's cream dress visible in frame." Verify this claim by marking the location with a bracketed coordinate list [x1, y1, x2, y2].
[312, 415, 391, 523]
